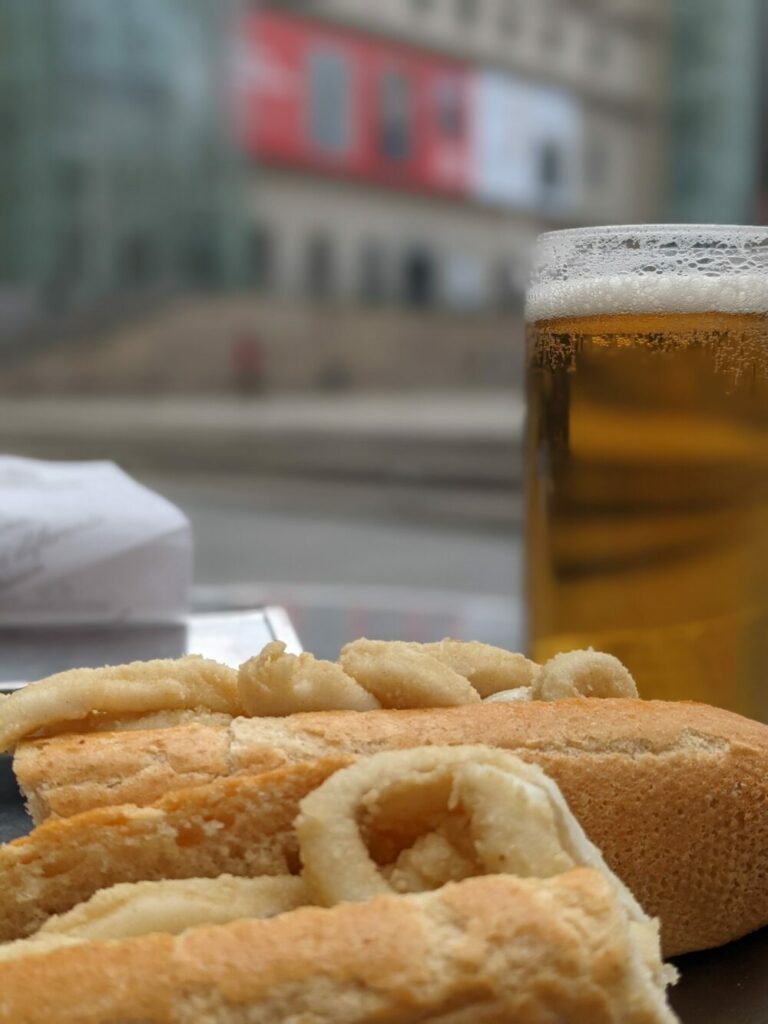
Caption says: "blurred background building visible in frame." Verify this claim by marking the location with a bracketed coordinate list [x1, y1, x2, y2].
[0, 0, 766, 644]
[0, 0, 244, 353]
[0, 0, 672, 394]
[245, 0, 665, 308]
[2, 0, 766, 395]
[665, 0, 761, 223]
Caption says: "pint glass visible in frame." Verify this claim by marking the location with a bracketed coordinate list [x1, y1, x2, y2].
[525, 226, 768, 719]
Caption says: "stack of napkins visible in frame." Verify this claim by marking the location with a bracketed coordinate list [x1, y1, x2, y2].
[0, 457, 191, 624]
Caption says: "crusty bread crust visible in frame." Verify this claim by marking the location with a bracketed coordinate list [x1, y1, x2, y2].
[18, 699, 767, 818]
[16, 720, 232, 822]
[0, 758, 348, 943]
[0, 871, 677, 1024]
[13, 699, 768, 956]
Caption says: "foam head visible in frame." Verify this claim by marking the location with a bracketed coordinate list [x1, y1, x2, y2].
[526, 225, 768, 322]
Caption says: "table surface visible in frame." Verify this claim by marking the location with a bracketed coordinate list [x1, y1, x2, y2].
[0, 609, 301, 688]
[0, 613, 765, 1023]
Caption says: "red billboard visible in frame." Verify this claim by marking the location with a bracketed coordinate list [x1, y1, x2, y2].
[237, 11, 471, 197]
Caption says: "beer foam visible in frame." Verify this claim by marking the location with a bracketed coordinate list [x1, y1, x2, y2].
[526, 273, 768, 322]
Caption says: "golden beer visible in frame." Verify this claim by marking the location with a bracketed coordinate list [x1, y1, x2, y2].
[525, 228, 768, 718]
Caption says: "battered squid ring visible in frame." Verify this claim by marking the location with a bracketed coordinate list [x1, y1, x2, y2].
[295, 745, 647, 927]
[238, 642, 380, 716]
[0, 657, 241, 752]
[532, 649, 638, 701]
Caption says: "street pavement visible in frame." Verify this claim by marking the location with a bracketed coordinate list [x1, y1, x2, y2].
[144, 472, 520, 593]
[0, 391, 523, 484]
[143, 471, 524, 658]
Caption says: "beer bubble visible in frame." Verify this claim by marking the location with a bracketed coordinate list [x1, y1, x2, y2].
[526, 274, 768, 323]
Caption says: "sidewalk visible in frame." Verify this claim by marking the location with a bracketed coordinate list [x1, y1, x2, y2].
[0, 392, 524, 484]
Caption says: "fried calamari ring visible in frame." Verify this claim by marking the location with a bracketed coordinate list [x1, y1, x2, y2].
[0, 875, 308, 962]
[383, 820, 477, 891]
[239, 642, 380, 716]
[532, 649, 639, 701]
[0, 657, 241, 752]
[245, 639, 531, 715]
[1, 641, 639, 745]
[421, 640, 539, 697]
[295, 745, 647, 931]
[339, 640, 480, 708]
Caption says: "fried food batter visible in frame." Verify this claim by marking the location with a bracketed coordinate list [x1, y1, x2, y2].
[239, 643, 379, 716]
[340, 639, 480, 708]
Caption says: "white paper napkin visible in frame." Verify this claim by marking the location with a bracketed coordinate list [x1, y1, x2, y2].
[0, 457, 191, 624]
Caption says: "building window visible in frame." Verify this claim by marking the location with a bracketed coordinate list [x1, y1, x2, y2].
[586, 137, 610, 188]
[248, 223, 274, 289]
[58, 0, 99, 68]
[118, 234, 154, 287]
[443, 253, 486, 310]
[586, 24, 611, 67]
[538, 140, 564, 207]
[182, 229, 219, 288]
[434, 75, 463, 138]
[378, 70, 411, 162]
[46, 226, 85, 310]
[540, 141, 563, 187]
[402, 246, 436, 308]
[0, 103, 17, 147]
[308, 48, 350, 154]
[675, 19, 710, 64]
[56, 159, 85, 201]
[540, 2, 565, 50]
[359, 241, 387, 304]
[121, 7, 156, 84]
[455, 0, 479, 25]
[56, 228, 85, 283]
[498, 1, 520, 34]
[495, 258, 524, 310]
[305, 232, 335, 299]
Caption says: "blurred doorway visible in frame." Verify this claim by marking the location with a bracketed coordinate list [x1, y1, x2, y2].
[402, 246, 435, 308]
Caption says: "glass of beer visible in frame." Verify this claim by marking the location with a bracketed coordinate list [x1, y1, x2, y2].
[525, 225, 768, 719]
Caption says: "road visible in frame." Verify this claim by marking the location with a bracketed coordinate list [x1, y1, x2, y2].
[141, 471, 524, 658]
[0, 392, 522, 483]
[144, 471, 521, 590]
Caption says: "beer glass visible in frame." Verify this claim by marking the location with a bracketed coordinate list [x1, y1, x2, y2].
[525, 226, 768, 719]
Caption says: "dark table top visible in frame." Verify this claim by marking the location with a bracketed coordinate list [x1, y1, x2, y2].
[671, 928, 768, 1023]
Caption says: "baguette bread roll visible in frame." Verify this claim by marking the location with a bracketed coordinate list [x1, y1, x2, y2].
[0, 871, 678, 1024]
[16, 698, 761, 820]
[0, 758, 348, 943]
[12, 699, 768, 956]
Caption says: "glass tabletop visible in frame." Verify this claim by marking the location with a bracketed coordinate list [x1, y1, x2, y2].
[0, 606, 302, 690]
